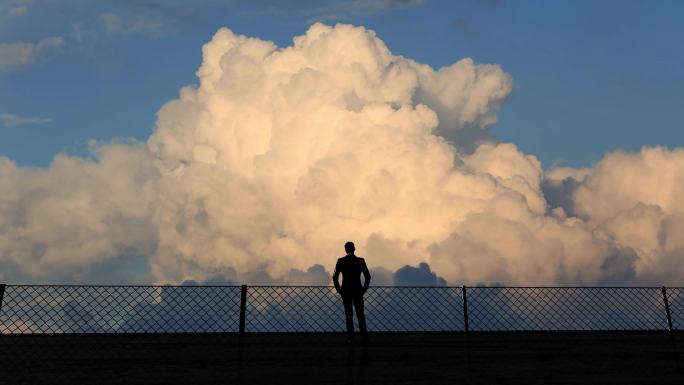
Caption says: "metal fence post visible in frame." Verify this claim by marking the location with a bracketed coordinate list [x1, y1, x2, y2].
[662, 286, 680, 372]
[462, 285, 469, 333]
[0, 284, 5, 313]
[662, 286, 674, 332]
[239, 285, 247, 335]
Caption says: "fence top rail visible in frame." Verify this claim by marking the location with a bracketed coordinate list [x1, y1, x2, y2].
[1, 284, 243, 288]
[0, 284, 448, 288]
[247, 285, 461, 289]
[464, 285, 683, 289]
[1, 284, 682, 289]
[0, 284, 460, 289]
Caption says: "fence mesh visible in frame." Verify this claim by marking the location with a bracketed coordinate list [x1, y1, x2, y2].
[666, 287, 684, 330]
[0, 285, 241, 333]
[245, 286, 464, 332]
[246, 286, 341, 332]
[467, 287, 667, 331]
[1, 285, 683, 334]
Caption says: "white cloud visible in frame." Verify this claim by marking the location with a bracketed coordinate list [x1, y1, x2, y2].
[145, 23, 516, 284]
[0, 113, 52, 127]
[554, 147, 684, 284]
[1, 23, 683, 287]
[139, 24, 684, 286]
[0, 36, 64, 70]
[0, 142, 157, 284]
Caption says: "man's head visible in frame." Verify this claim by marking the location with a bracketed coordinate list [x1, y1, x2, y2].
[344, 241, 355, 254]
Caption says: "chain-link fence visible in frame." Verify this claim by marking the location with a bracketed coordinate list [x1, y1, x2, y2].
[0, 285, 242, 334]
[245, 286, 464, 332]
[467, 287, 668, 331]
[0, 284, 683, 334]
[666, 287, 684, 331]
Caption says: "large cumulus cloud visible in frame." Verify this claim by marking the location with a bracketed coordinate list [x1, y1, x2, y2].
[0, 141, 156, 283]
[545, 147, 684, 285]
[1, 23, 683, 286]
[146, 22, 513, 284]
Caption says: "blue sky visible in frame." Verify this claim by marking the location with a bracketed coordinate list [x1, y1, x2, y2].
[1, 0, 683, 168]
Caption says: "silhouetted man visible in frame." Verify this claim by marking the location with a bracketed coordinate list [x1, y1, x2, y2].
[333, 241, 371, 344]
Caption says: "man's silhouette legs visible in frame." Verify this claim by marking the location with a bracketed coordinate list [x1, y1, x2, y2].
[353, 296, 368, 342]
[342, 292, 368, 343]
[342, 294, 355, 342]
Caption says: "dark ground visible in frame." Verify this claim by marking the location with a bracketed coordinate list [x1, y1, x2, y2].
[0, 332, 682, 384]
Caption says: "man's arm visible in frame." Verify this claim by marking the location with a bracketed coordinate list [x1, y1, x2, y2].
[333, 260, 341, 294]
[361, 259, 371, 293]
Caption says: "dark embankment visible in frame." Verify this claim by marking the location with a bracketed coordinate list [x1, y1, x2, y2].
[0, 332, 682, 384]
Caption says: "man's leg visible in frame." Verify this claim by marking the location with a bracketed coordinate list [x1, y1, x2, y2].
[353, 294, 368, 342]
[342, 294, 355, 341]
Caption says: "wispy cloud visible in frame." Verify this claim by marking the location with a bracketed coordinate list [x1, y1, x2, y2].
[3, 0, 182, 46]
[1, 0, 30, 18]
[99, 12, 174, 39]
[9, 5, 27, 16]
[251, 0, 426, 22]
[313, 0, 426, 19]
[451, 17, 479, 36]
[472, 0, 503, 4]
[0, 113, 52, 127]
[0, 36, 64, 70]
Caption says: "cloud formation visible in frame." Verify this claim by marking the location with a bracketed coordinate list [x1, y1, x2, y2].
[0, 36, 64, 70]
[147, 22, 512, 284]
[99, 12, 174, 39]
[0, 141, 157, 284]
[0, 23, 683, 286]
[547, 147, 684, 284]
[247, 0, 425, 21]
[303, 0, 426, 21]
[0, 0, 29, 18]
[0, 113, 51, 127]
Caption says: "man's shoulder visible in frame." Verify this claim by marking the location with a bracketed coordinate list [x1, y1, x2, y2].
[337, 255, 365, 263]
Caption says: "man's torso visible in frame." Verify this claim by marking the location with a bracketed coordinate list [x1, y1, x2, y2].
[337, 255, 366, 292]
